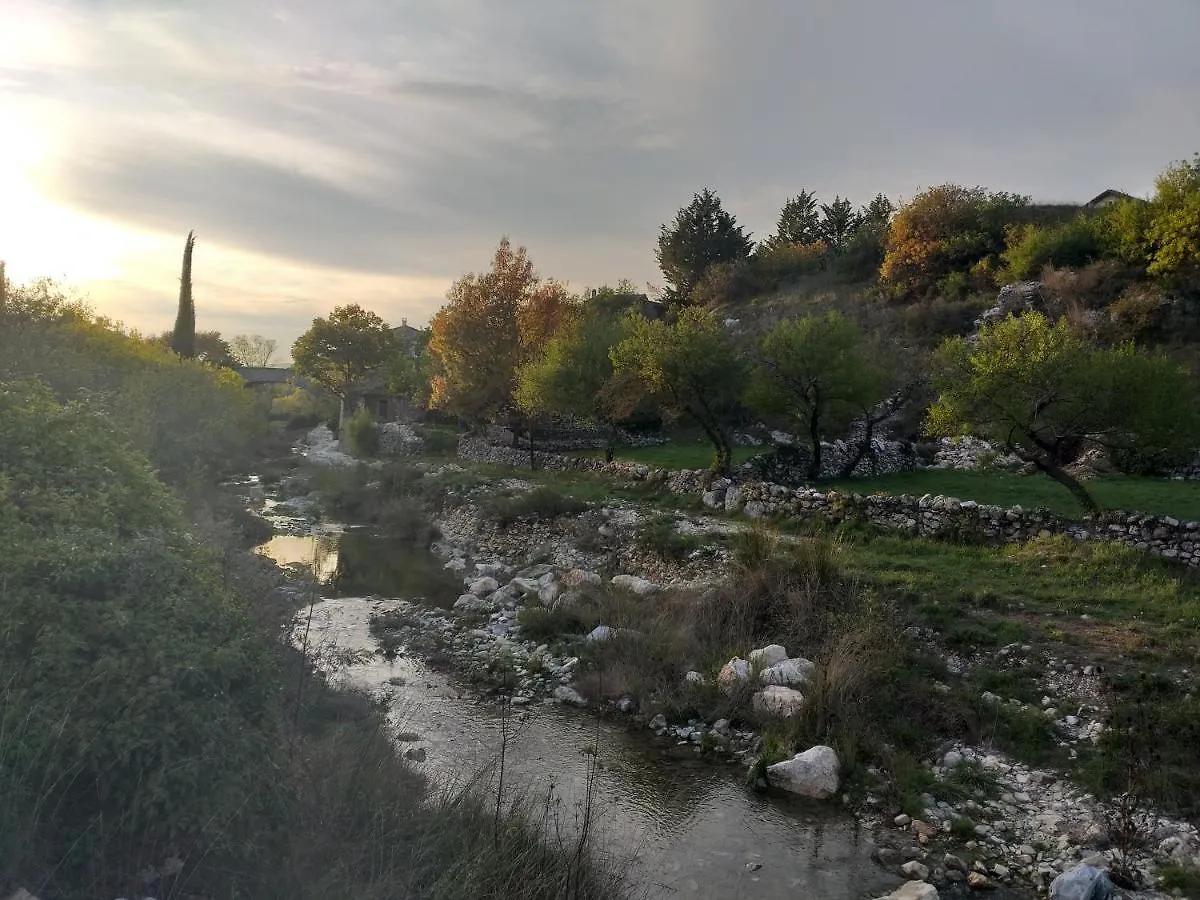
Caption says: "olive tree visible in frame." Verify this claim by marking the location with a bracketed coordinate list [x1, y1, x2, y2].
[608, 307, 744, 472]
[745, 312, 891, 480]
[927, 312, 1200, 512]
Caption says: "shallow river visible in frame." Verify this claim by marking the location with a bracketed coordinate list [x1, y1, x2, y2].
[257, 527, 1024, 900]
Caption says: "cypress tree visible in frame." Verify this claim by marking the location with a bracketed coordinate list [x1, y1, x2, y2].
[170, 231, 197, 358]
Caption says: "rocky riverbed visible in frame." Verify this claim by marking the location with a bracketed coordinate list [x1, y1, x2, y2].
[263, 436, 1199, 898]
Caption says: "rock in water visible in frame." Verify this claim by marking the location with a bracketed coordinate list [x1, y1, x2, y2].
[765, 745, 840, 799]
[749, 643, 789, 668]
[751, 685, 806, 717]
[552, 685, 587, 707]
[1049, 865, 1113, 900]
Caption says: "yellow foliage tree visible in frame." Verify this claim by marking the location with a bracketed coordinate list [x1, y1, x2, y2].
[429, 238, 573, 423]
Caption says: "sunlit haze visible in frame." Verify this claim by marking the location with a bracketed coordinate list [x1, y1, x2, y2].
[4, 0, 1199, 352]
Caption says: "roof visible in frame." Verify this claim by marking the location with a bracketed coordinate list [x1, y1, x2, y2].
[1085, 189, 1144, 207]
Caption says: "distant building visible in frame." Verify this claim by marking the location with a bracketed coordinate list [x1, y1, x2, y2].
[1084, 189, 1144, 210]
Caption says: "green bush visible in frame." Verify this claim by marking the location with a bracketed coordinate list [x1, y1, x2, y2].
[416, 424, 461, 456]
[1002, 218, 1105, 281]
[345, 406, 380, 457]
[0, 381, 280, 893]
[478, 487, 590, 527]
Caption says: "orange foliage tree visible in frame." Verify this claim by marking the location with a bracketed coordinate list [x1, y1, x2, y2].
[429, 238, 574, 423]
[880, 185, 1030, 299]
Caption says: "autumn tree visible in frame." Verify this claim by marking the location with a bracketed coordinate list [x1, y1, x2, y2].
[880, 185, 1031, 298]
[609, 307, 745, 472]
[1146, 152, 1200, 280]
[230, 334, 278, 367]
[927, 312, 1200, 512]
[170, 230, 197, 358]
[656, 189, 753, 305]
[291, 304, 396, 424]
[515, 306, 625, 459]
[428, 238, 573, 424]
[745, 312, 890, 480]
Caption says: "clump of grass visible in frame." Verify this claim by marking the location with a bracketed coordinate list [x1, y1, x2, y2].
[478, 487, 590, 527]
[517, 606, 591, 643]
[636, 514, 702, 563]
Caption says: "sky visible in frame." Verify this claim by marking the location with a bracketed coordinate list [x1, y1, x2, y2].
[3, 1, 1199, 356]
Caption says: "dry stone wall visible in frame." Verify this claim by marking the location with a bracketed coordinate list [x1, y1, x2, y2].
[458, 437, 1200, 568]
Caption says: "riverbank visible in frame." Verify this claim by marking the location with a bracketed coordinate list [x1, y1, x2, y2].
[282, 425, 1200, 899]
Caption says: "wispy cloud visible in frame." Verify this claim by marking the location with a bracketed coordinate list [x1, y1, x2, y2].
[3, 0, 1199, 347]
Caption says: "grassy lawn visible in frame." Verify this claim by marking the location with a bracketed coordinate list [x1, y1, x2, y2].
[837, 530, 1200, 659]
[826, 468, 1200, 521]
[571, 441, 761, 470]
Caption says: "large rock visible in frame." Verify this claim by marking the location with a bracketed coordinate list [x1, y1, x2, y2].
[760, 657, 816, 687]
[749, 644, 789, 669]
[717, 657, 751, 693]
[553, 685, 588, 707]
[610, 574, 660, 596]
[766, 745, 840, 799]
[1049, 865, 1113, 900]
[468, 576, 499, 597]
[561, 568, 602, 588]
[874, 883, 939, 900]
[751, 685, 806, 717]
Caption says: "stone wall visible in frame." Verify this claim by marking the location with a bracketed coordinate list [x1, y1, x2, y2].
[458, 437, 1200, 568]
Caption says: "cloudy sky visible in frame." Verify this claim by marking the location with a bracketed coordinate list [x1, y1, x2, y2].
[3, 1, 1199, 354]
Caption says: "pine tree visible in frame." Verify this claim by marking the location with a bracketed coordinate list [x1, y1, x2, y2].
[655, 189, 753, 304]
[765, 191, 822, 249]
[818, 196, 858, 251]
[170, 231, 197, 358]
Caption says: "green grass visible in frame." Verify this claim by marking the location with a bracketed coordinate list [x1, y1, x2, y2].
[840, 531, 1200, 654]
[570, 441, 761, 471]
[825, 468, 1200, 521]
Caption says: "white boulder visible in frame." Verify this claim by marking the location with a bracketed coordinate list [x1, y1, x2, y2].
[537, 582, 561, 605]
[553, 685, 587, 707]
[586, 625, 614, 642]
[766, 745, 840, 799]
[468, 576, 499, 597]
[610, 574, 659, 596]
[454, 593, 489, 612]
[749, 644, 789, 669]
[760, 657, 816, 687]
[717, 658, 751, 693]
[751, 685, 806, 717]
[873, 882, 939, 900]
[561, 568, 602, 587]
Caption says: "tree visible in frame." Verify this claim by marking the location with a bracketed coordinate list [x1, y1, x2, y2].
[386, 327, 432, 408]
[926, 312, 1200, 512]
[231, 334, 278, 367]
[292, 304, 396, 423]
[428, 238, 573, 423]
[880, 186, 1031, 298]
[860, 193, 895, 227]
[515, 307, 624, 459]
[609, 307, 745, 472]
[818, 196, 858, 252]
[764, 191, 822, 249]
[745, 312, 890, 480]
[170, 230, 197, 358]
[656, 189, 753, 305]
[1146, 152, 1200, 280]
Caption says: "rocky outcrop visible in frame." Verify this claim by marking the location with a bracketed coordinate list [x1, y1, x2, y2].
[765, 745, 841, 799]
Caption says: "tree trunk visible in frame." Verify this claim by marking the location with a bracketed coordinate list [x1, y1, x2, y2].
[715, 433, 732, 475]
[605, 422, 617, 463]
[807, 409, 823, 481]
[839, 416, 875, 480]
[1034, 458, 1099, 514]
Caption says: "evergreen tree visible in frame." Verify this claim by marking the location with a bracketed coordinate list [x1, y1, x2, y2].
[818, 196, 858, 252]
[656, 189, 753, 305]
[766, 191, 822, 248]
[860, 193, 895, 226]
[170, 230, 197, 358]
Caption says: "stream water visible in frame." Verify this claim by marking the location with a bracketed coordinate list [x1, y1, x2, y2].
[256, 526, 1018, 900]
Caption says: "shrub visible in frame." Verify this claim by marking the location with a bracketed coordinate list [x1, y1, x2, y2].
[416, 424, 460, 456]
[753, 241, 830, 285]
[637, 514, 702, 562]
[1001, 218, 1104, 281]
[345, 406, 380, 457]
[691, 258, 763, 308]
[0, 381, 280, 893]
[478, 487, 590, 527]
